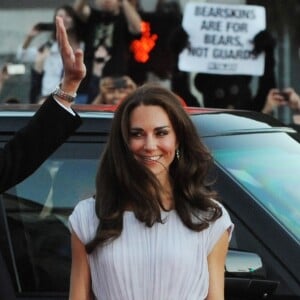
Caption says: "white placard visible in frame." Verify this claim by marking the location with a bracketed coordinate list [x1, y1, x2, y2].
[178, 2, 266, 75]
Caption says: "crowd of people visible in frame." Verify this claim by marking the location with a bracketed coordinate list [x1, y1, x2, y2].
[1, 0, 142, 105]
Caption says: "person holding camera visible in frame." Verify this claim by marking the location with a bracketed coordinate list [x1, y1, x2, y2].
[17, 5, 85, 103]
[92, 74, 137, 105]
[86, 43, 112, 103]
[72, 0, 142, 103]
[261, 88, 300, 124]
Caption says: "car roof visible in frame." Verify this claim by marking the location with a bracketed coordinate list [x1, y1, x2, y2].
[0, 103, 296, 137]
[0, 103, 218, 114]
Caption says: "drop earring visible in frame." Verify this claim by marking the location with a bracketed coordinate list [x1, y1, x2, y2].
[176, 149, 180, 160]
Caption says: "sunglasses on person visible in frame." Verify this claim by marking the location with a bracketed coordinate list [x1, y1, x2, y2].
[94, 57, 106, 63]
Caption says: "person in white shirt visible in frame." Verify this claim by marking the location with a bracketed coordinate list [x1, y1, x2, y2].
[17, 5, 85, 103]
[69, 83, 234, 300]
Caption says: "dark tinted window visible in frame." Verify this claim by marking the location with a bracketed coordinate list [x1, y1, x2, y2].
[2, 141, 103, 294]
[204, 132, 300, 242]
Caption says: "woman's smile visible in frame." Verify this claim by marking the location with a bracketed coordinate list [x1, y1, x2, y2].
[140, 155, 162, 162]
[138, 154, 164, 167]
[129, 105, 177, 180]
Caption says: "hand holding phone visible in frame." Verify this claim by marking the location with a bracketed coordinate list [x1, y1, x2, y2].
[279, 91, 289, 102]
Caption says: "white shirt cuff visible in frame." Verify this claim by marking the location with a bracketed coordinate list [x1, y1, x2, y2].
[53, 96, 76, 116]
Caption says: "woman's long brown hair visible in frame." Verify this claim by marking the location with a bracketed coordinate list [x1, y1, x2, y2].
[86, 83, 221, 253]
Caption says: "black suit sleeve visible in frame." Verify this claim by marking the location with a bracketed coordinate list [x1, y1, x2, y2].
[0, 96, 82, 192]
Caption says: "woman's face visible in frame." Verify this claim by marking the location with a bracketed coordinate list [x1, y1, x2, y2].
[129, 105, 178, 181]
[56, 9, 74, 31]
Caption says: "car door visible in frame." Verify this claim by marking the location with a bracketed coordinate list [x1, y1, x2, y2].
[203, 131, 300, 300]
[0, 118, 108, 299]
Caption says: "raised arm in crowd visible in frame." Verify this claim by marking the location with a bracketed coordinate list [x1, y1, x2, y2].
[0, 15, 86, 193]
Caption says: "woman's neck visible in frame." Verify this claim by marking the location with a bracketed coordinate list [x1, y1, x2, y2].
[160, 178, 174, 210]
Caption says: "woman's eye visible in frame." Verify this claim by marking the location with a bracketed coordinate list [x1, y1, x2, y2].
[157, 130, 168, 136]
[130, 131, 142, 137]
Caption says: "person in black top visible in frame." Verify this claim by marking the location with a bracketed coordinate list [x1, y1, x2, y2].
[73, 0, 141, 102]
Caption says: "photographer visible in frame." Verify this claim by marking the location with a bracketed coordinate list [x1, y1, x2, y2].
[92, 75, 137, 105]
[73, 0, 142, 103]
[261, 88, 300, 124]
[17, 5, 84, 103]
[262, 88, 300, 114]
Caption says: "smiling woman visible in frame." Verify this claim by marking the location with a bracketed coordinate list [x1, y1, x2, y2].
[128, 104, 178, 183]
[68, 83, 233, 300]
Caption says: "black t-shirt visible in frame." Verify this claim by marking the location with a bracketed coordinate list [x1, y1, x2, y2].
[83, 9, 138, 76]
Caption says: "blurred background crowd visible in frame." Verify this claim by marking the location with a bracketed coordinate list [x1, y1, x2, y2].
[1, 0, 300, 125]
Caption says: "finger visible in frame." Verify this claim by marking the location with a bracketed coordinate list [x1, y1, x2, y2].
[74, 49, 86, 77]
[56, 16, 62, 45]
[274, 95, 285, 102]
[283, 87, 294, 94]
[74, 49, 84, 65]
[270, 88, 280, 94]
[56, 16, 72, 58]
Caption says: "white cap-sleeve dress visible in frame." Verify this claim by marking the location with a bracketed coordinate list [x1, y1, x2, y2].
[69, 197, 234, 300]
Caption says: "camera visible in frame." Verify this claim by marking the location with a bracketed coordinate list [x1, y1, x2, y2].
[94, 57, 106, 63]
[5, 64, 26, 75]
[35, 22, 55, 31]
[279, 91, 289, 102]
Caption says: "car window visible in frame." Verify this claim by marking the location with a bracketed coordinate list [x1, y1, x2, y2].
[204, 132, 300, 243]
[1, 141, 102, 294]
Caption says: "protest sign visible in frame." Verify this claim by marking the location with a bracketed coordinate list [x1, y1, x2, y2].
[178, 2, 266, 75]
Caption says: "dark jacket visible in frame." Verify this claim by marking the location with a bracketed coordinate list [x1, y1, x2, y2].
[0, 96, 81, 192]
[0, 96, 81, 300]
